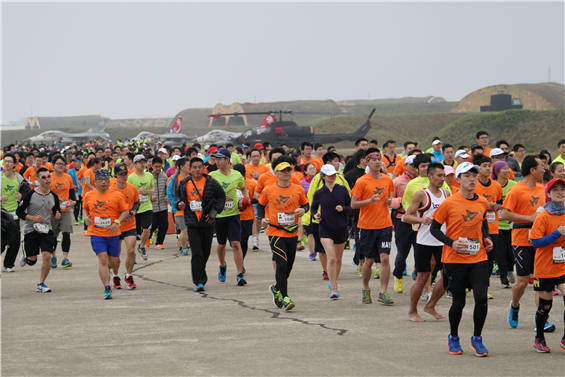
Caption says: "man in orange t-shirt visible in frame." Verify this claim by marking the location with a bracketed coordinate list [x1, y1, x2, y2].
[108, 163, 140, 290]
[245, 149, 269, 181]
[82, 169, 129, 300]
[233, 164, 255, 261]
[350, 148, 394, 305]
[50, 155, 77, 268]
[258, 157, 309, 311]
[431, 162, 493, 356]
[501, 155, 549, 330]
[300, 142, 323, 173]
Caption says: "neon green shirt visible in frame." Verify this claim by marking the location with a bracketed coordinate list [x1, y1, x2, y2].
[209, 169, 245, 218]
[1, 173, 20, 211]
[127, 172, 155, 213]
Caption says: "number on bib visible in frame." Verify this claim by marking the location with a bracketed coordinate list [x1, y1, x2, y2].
[190, 200, 202, 212]
[33, 223, 49, 234]
[278, 212, 295, 226]
[224, 200, 233, 210]
[487, 211, 496, 223]
[457, 238, 480, 255]
[139, 194, 148, 203]
[553, 247, 565, 264]
[94, 217, 111, 228]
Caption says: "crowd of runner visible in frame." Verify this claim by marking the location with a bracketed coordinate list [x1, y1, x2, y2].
[2, 132, 565, 355]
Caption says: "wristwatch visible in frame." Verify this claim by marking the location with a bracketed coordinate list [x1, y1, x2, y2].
[114, 220, 121, 225]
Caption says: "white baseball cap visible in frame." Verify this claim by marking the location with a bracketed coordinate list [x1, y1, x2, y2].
[455, 150, 470, 159]
[405, 155, 416, 165]
[158, 148, 168, 154]
[320, 164, 337, 176]
[489, 148, 507, 157]
[172, 155, 181, 161]
[432, 139, 442, 146]
[455, 161, 480, 177]
[133, 154, 146, 163]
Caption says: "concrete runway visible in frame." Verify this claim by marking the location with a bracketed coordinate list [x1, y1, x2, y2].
[2, 225, 564, 376]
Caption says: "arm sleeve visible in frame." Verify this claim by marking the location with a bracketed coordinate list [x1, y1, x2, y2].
[532, 230, 562, 249]
[69, 188, 77, 201]
[50, 192, 61, 214]
[482, 217, 490, 239]
[430, 219, 454, 248]
[300, 203, 310, 213]
[132, 201, 140, 213]
[16, 190, 33, 220]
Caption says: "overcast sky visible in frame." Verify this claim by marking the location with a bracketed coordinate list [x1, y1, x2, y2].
[2, 1, 564, 124]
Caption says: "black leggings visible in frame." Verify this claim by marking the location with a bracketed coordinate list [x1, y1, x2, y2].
[269, 236, 297, 298]
[74, 196, 82, 221]
[449, 283, 489, 337]
[150, 210, 169, 246]
[52, 233, 71, 253]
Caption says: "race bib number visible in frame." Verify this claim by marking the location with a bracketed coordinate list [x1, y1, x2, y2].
[9, 211, 18, 220]
[33, 223, 49, 234]
[487, 211, 496, 223]
[94, 217, 111, 228]
[189, 200, 202, 212]
[236, 189, 244, 200]
[224, 200, 233, 210]
[457, 238, 480, 255]
[278, 212, 295, 226]
[553, 247, 565, 264]
[139, 194, 148, 203]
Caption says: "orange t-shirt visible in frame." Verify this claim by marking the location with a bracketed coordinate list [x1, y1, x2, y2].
[127, 166, 136, 176]
[393, 157, 407, 176]
[449, 185, 460, 195]
[109, 182, 139, 232]
[350, 173, 394, 230]
[50, 173, 74, 212]
[82, 190, 128, 237]
[185, 177, 206, 222]
[383, 154, 402, 174]
[44, 162, 53, 171]
[245, 163, 269, 181]
[502, 181, 546, 246]
[23, 168, 39, 189]
[293, 171, 304, 182]
[302, 157, 323, 173]
[433, 193, 489, 264]
[13, 162, 24, 174]
[240, 178, 257, 221]
[474, 178, 503, 235]
[255, 171, 301, 196]
[172, 174, 187, 218]
[530, 210, 565, 278]
[258, 183, 309, 238]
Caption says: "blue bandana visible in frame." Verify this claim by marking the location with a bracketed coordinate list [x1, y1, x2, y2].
[94, 169, 110, 180]
[544, 201, 565, 216]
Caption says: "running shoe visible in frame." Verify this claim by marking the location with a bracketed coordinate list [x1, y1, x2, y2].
[19, 254, 26, 267]
[492, 263, 499, 275]
[362, 289, 372, 304]
[487, 293, 493, 299]
[446, 291, 453, 299]
[297, 244, 305, 251]
[237, 274, 247, 286]
[282, 296, 295, 311]
[535, 321, 556, 333]
[180, 248, 189, 256]
[507, 271, 516, 284]
[561, 337, 565, 350]
[357, 264, 363, 277]
[113, 276, 122, 289]
[508, 302, 519, 328]
[137, 245, 148, 260]
[196, 283, 205, 292]
[74, 220, 80, 226]
[330, 287, 340, 299]
[260, 228, 265, 233]
[103, 286, 113, 300]
[61, 258, 72, 268]
[51, 257, 57, 269]
[374, 267, 380, 279]
[270, 285, 283, 308]
[36, 283, 51, 293]
[403, 266, 407, 276]
[155, 244, 164, 250]
[176, 235, 180, 247]
[421, 288, 428, 301]
[309, 252, 317, 261]
[218, 264, 227, 282]
[447, 334, 463, 355]
[3, 267, 14, 272]
[394, 277, 403, 293]
[124, 275, 137, 289]
[470, 336, 489, 357]
[83, 230, 89, 236]
[378, 292, 394, 305]
[322, 271, 329, 280]
[252, 238, 259, 250]
[79, 215, 84, 224]
[533, 337, 551, 353]
[411, 267, 417, 281]
[345, 240, 350, 250]
[502, 284, 510, 289]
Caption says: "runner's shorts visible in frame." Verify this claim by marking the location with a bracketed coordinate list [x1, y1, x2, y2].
[24, 230, 55, 256]
[214, 215, 241, 244]
[358, 226, 393, 259]
[91, 235, 120, 257]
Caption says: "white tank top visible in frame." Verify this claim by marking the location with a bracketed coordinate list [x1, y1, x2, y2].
[416, 187, 448, 246]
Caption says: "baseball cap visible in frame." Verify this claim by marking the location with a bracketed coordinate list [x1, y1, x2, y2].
[204, 145, 210, 151]
[432, 140, 442, 146]
[444, 166, 455, 176]
[455, 162, 480, 177]
[241, 144, 248, 149]
[405, 155, 416, 165]
[208, 146, 218, 154]
[489, 148, 508, 157]
[133, 155, 146, 163]
[158, 148, 168, 154]
[72, 157, 82, 162]
[546, 178, 565, 193]
[320, 165, 338, 176]
[289, 148, 301, 156]
[455, 150, 470, 159]
[114, 163, 128, 175]
[274, 162, 292, 172]
[254, 143, 264, 149]
[214, 148, 231, 159]
[172, 155, 181, 161]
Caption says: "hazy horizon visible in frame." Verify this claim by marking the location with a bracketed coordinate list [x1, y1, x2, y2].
[2, 1, 564, 124]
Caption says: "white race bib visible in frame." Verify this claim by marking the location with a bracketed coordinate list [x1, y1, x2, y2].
[33, 223, 49, 234]
[278, 212, 295, 226]
[457, 238, 480, 255]
[487, 211, 496, 223]
[224, 200, 233, 210]
[9, 211, 18, 220]
[139, 194, 148, 203]
[94, 217, 111, 228]
[553, 247, 565, 264]
[497, 209, 503, 219]
[189, 200, 202, 212]
[60, 201, 67, 210]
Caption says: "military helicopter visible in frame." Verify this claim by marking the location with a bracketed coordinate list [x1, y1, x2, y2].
[207, 109, 375, 148]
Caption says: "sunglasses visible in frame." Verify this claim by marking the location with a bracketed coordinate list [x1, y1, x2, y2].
[39, 174, 51, 179]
